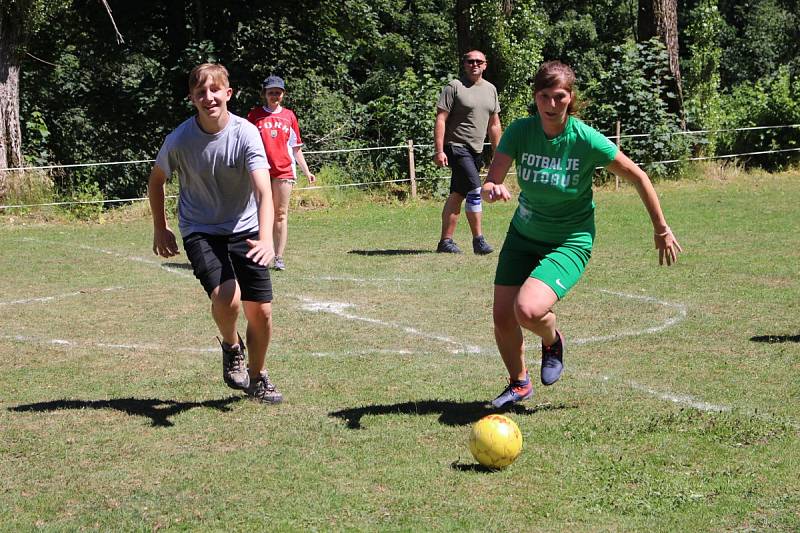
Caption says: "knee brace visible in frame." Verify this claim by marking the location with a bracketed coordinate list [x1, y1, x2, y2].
[465, 187, 482, 213]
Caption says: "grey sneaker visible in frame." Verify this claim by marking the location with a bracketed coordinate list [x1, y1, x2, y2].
[246, 371, 284, 404]
[541, 330, 565, 386]
[472, 235, 494, 255]
[436, 238, 463, 254]
[490, 372, 534, 408]
[218, 335, 250, 390]
[273, 257, 286, 271]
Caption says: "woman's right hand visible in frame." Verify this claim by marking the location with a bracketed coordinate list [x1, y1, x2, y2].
[481, 182, 511, 203]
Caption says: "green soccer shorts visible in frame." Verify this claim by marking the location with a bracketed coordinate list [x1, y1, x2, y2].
[494, 223, 592, 300]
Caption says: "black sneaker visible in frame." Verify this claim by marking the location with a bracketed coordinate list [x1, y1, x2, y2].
[541, 330, 565, 386]
[218, 335, 250, 390]
[246, 371, 284, 404]
[436, 238, 463, 254]
[472, 235, 494, 255]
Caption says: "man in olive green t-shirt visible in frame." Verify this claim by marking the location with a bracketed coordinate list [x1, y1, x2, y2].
[433, 50, 502, 255]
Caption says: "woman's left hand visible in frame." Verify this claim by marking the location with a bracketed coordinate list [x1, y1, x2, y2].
[654, 228, 682, 266]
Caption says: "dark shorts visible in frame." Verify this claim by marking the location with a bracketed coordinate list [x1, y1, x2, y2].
[445, 144, 483, 196]
[183, 231, 273, 303]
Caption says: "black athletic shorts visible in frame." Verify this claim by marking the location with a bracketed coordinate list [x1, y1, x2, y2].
[445, 144, 484, 196]
[183, 231, 273, 303]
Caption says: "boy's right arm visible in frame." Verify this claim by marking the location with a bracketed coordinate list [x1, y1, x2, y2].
[147, 165, 180, 257]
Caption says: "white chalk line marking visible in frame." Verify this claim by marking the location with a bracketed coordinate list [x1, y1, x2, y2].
[7, 238, 692, 383]
[20, 237, 195, 279]
[622, 377, 730, 412]
[310, 348, 420, 357]
[0, 286, 126, 306]
[303, 276, 417, 283]
[572, 289, 687, 345]
[295, 289, 687, 354]
[14, 236, 789, 425]
[297, 298, 482, 354]
[601, 373, 798, 430]
[0, 333, 216, 353]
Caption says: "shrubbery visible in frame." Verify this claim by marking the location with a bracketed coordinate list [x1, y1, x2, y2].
[717, 67, 800, 170]
[11, 0, 800, 208]
[583, 38, 690, 180]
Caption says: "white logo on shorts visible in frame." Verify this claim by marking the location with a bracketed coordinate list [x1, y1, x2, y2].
[555, 279, 566, 290]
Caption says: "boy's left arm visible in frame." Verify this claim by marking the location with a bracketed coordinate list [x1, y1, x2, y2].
[245, 168, 276, 266]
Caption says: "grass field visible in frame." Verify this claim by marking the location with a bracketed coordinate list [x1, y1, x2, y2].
[1, 172, 799, 531]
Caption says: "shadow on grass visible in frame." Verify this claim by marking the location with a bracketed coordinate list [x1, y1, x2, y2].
[450, 460, 501, 473]
[750, 334, 800, 343]
[8, 396, 244, 427]
[329, 399, 575, 429]
[348, 249, 433, 256]
[163, 262, 193, 270]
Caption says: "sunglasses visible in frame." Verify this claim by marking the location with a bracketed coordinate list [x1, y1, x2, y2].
[464, 59, 486, 66]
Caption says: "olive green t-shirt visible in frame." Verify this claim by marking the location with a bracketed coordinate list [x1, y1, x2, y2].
[496, 115, 618, 245]
[436, 78, 500, 154]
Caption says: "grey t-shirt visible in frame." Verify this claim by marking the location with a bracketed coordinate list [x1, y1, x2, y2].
[436, 77, 501, 153]
[155, 113, 269, 237]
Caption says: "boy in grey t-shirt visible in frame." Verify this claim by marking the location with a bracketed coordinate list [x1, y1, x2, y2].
[148, 63, 282, 404]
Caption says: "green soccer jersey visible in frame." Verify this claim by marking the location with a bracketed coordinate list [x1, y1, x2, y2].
[496, 114, 618, 245]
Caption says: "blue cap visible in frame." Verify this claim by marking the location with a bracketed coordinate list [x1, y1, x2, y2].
[262, 75, 285, 91]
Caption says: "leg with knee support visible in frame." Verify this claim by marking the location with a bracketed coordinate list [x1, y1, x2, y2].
[465, 187, 482, 213]
[466, 187, 493, 254]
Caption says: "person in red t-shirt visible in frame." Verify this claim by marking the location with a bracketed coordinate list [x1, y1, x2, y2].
[247, 75, 316, 271]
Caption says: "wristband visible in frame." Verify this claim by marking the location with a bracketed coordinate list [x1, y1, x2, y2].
[654, 226, 671, 237]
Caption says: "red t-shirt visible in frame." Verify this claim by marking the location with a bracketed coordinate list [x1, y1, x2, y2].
[246, 106, 304, 180]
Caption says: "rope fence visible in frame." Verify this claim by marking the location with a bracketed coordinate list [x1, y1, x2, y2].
[2, 124, 799, 210]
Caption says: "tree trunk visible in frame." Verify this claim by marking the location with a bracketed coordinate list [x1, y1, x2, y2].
[0, 3, 28, 201]
[455, 0, 472, 59]
[638, 0, 685, 128]
[166, 0, 190, 96]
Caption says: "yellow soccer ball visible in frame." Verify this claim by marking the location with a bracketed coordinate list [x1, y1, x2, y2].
[469, 414, 523, 469]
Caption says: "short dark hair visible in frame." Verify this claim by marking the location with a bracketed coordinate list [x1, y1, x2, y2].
[461, 50, 486, 62]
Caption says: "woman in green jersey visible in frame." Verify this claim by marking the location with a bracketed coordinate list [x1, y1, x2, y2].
[481, 61, 682, 408]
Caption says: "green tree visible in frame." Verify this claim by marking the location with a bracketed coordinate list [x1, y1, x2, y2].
[584, 38, 690, 178]
[0, 0, 70, 199]
[638, 0, 685, 127]
[21, 0, 173, 200]
[539, 0, 636, 84]
[717, 66, 800, 170]
[718, 0, 799, 85]
[468, 0, 546, 121]
[682, 0, 724, 153]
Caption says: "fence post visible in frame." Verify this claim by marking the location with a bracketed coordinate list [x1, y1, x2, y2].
[407, 139, 417, 199]
[614, 120, 621, 190]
